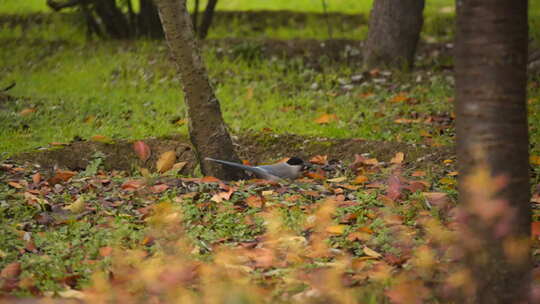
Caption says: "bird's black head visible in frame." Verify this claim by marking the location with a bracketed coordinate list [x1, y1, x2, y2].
[286, 157, 304, 166]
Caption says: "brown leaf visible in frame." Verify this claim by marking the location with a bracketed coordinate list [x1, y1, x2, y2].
[314, 113, 338, 124]
[172, 161, 187, 172]
[386, 280, 430, 304]
[305, 171, 326, 180]
[363, 246, 382, 258]
[1, 262, 21, 279]
[133, 141, 151, 162]
[531, 222, 540, 238]
[386, 174, 404, 201]
[390, 152, 405, 164]
[389, 94, 409, 103]
[121, 179, 145, 191]
[423, 192, 448, 207]
[48, 170, 77, 185]
[200, 176, 221, 183]
[411, 170, 426, 177]
[156, 151, 176, 173]
[211, 187, 235, 203]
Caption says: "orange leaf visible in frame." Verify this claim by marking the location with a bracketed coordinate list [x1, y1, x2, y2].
[411, 170, 426, 177]
[532, 222, 540, 238]
[99, 246, 113, 257]
[245, 195, 265, 208]
[201, 176, 221, 183]
[172, 161, 187, 172]
[8, 181, 23, 189]
[389, 94, 409, 103]
[309, 155, 328, 165]
[314, 113, 338, 124]
[133, 141, 151, 162]
[211, 187, 235, 203]
[156, 151, 176, 173]
[363, 246, 382, 258]
[531, 155, 540, 166]
[90, 135, 113, 143]
[390, 152, 405, 164]
[32, 172, 41, 184]
[353, 175, 368, 184]
[19, 108, 36, 116]
[305, 171, 326, 180]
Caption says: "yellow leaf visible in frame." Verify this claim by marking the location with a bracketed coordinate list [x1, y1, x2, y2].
[530, 155, 540, 166]
[443, 159, 453, 165]
[363, 246, 382, 258]
[327, 177, 347, 183]
[172, 161, 187, 171]
[439, 177, 456, 185]
[156, 151, 176, 173]
[245, 87, 254, 100]
[314, 113, 338, 124]
[64, 196, 86, 213]
[58, 289, 85, 299]
[390, 152, 405, 164]
[447, 171, 459, 176]
[139, 167, 151, 178]
[326, 225, 347, 235]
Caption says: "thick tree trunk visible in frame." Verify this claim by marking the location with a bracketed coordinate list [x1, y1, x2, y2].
[94, 0, 131, 39]
[155, 0, 245, 180]
[363, 0, 424, 70]
[455, 0, 530, 303]
[198, 0, 218, 39]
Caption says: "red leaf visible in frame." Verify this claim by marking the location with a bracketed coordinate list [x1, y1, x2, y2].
[532, 222, 540, 238]
[121, 180, 145, 191]
[48, 170, 77, 185]
[133, 141, 151, 162]
[150, 184, 169, 194]
[386, 174, 404, 201]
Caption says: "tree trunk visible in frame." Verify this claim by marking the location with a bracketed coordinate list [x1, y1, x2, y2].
[93, 0, 131, 39]
[363, 0, 424, 70]
[138, 0, 163, 38]
[455, 0, 530, 303]
[198, 0, 218, 39]
[155, 0, 245, 180]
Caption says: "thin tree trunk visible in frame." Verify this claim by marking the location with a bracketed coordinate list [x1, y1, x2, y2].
[138, 0, 163, 38]
[155, 0, 245, 180]
[198, 0, 218, 39]
[455, 0, 530, 303]
[192, 0, 200, 33]
[363, 0, 424, 70]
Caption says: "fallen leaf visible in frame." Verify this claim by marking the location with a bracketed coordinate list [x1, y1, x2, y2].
[386, 280, 429, 304]
[309, 155, 328, 165]
[390, 152, 405, 164]
[133, 141, 151, 162]
[363, 246, 382, 258]
[99, 246, 113, 257]
[245, 195, 265, 208]
[531, 155, 540, 166]
[305, 171, 326, 180]
[386, 174, 403, 201]
[48, 170, 77, 185]
[58, 289, 85, 299]
[19, 108, 36, 116]
[8, 181, 23, 189]
[150, 184, 169, 193]
[63, 196, 86, 213]
[327, 177, 347, 183]
[90, 135, 113, 144]
[390, 94, 409, 103]
[423, 192, 448, 207]
[353, 175, 368, 184]
[156, 151, 176, 173]
[1, 262, 21, 279]
[411, 170, 426, 177]
[201, 176, 221, 183]
[245, 87, 254, 100]
[314, 113, 338, 124]
[172, 161, 187, 172]
[532, 222, 540, 238]
[447, 171, 459, 176]
[211, 187, 235, 203]
[326, 225, 347, 235]
[32, 172, 41, 184]
[122, 179, 145, 191]
[139, 168, 151, 178]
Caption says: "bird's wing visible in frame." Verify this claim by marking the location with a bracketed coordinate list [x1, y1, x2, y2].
[205, 158, 279, 180]
[257, 164, 296, 180]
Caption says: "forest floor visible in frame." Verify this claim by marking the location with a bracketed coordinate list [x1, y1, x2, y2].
[1, 3, 540, 303]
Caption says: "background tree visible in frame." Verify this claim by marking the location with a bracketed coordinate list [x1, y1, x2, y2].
[363, 0, 425, 70]
[455, 0, 530, 302]
[155, 0, 245, 180]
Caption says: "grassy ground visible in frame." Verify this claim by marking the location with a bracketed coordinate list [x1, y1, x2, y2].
[1, 2, 540, 301]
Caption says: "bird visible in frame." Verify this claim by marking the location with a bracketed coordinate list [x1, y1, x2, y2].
[204, 157, 306, 181]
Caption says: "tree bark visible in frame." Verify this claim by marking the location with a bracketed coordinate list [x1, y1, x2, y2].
[455, 0, 530, 303]
[155, 0, 245, 180]
[363, 0, 425, 70]
[138, 0, 163, 38]
[198, 0, 218, 39]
